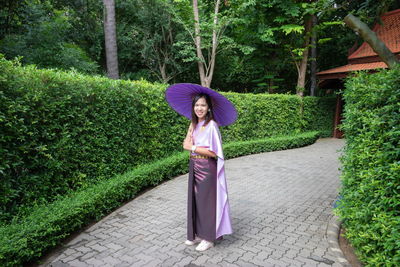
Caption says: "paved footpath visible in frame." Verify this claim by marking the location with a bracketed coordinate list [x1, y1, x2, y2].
[42, 138, 345, 267]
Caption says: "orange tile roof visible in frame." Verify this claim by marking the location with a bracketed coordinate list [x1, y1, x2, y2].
[348, 9, 400, 60]
[317, 61, 388, 75]
[318, 9, 400, 79]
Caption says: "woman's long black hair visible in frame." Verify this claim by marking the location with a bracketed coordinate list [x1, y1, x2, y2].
[191, 93, 214, 128]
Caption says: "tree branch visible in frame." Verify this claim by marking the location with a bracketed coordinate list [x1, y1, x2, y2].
[193, 0, 206, 86]
[344, 13, 399, 68]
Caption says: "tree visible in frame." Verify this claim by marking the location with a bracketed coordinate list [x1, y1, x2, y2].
[0, 1, 99, 73]
[171, 0, 241, 88]
[294, 14, 312, 97]
[103, 0, 119, 79]
[133, 0, 187, 83]
[289, 0, 330, 96]
[215, 0, 298, 93]
[310, 14, 317, 96]
[224, 0, 331, 95]
[192, 0, 221, 87]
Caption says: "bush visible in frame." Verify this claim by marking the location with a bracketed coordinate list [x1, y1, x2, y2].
[337, 66, 400, 266]
[0, 131, 319, 266]
[302, 96, 336, 137]
[0, 55, 335, 224]
[0, 56, 185, 223]
[222, 93, 303, 141]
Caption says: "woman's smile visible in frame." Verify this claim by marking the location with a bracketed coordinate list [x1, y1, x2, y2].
[194, 97, 208, 120]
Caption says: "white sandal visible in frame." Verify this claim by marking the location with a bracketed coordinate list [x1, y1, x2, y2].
[195, 240, 214, 251]
[185, 237, 201, 246]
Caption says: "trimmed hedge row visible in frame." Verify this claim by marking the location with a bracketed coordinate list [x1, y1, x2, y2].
[0, 131, 320, 266]
[302, 96, 336, 137]
[0, 57, 186, 222]
[0, 56, 335, 223]
[337, 67, 400, 266]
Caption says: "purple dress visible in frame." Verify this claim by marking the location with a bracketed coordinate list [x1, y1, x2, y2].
[187, 119, 233, 242]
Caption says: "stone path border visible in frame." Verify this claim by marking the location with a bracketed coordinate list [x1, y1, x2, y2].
[326, 216, 351, 267]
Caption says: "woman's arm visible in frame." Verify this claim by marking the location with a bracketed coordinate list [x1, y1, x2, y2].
[193, 147, 217, 158]
[182, 122, 217, 158]
[182, 138, 217, 158]
[184, 122, 193, 142]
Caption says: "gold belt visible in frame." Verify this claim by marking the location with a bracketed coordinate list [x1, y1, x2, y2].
[190, 155, 215, 159]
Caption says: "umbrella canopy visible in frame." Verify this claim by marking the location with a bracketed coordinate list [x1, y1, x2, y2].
[165, 83, 237, 126]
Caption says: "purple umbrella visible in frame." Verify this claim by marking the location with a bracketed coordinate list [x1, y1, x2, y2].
[165, 83, 237, 126]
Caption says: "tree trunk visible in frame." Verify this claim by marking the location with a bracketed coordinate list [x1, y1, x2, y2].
[103, 0, 119, 79]
[205, 0, 221, 88]
[344, 14, 399, 68]
[192, 0, 221, 88]
[268, 78, 274, 94]
[310, 15, 317, 96]
[296, 16, 312, 97]
[159, 62, 168, 83]
[192, 0, 206, 87]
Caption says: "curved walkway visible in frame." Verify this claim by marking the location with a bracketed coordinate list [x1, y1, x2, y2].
[42, 138, 345, 267]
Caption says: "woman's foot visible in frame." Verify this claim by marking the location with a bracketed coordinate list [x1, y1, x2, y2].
[185, 238, 201, 245]
[195, 240, 214, 251]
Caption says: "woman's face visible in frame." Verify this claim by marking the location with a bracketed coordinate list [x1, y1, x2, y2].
[194, 97, 208, 121]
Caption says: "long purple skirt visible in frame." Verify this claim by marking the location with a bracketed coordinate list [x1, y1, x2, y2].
[187, 157, 217, 242]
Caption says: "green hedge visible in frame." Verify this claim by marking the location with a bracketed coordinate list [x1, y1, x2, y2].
[0, 131, 319, 266]
[302, 96, 336, 137]
[0, 56, 334, 223]
[221, 93, 303, 141]
[337, 67, 400, 266]
[0, 57, 187, 223]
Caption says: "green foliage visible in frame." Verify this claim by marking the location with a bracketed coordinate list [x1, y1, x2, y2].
[303, 96, 336, 137]
[223, 93, 335, 141]
[336, 67, 400, 266]
[0, 4, 99, 74]
[211, 0, 312, 93]
[224, 131, 319, 158]
[117, 0, 188, 83]
[0, 55, 186, 223]
[222, 93, 303, 141]
[2, 0, 400, 93]
[0, 55, 334, 225]
[0, 131, 319, 266]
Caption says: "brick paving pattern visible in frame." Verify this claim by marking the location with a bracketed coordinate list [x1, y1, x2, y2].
[42, 138, 345, 267]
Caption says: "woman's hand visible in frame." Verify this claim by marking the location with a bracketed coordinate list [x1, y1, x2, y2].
[185, 123, 193, 139]
[183, 137, 193, 151]
[183, 122, 194, 151]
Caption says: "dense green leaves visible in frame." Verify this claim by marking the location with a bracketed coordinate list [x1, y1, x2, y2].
[303, 96, 336, 137]
[4, 0, 399, 93]
[0, 56, 334, 224]
[337, 66, 400, 266]
[0, 2, 99, 73]
[0, 131, 319, 266]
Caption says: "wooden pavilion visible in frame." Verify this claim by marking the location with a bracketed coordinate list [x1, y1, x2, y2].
[317, 9, 400, 138]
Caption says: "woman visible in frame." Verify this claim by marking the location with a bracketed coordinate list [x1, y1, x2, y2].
[182, 93, 233, 252]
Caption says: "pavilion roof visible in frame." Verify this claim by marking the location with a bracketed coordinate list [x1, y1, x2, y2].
[317, 9, 400, 80]
[348, 9, 400, 60]
[317, 62, 388, 79]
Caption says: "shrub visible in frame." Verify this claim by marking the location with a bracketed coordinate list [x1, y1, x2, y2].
[0, 131, 319, 266]
[302, 96, 336, 137]
[337, 66, 400, 266]
[0, 55, 335, 224]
